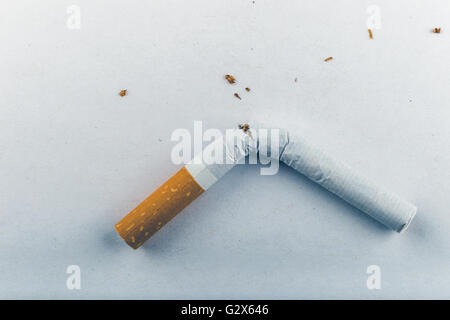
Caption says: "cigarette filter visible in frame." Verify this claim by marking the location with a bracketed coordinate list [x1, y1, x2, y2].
[116, 122, 417, 249]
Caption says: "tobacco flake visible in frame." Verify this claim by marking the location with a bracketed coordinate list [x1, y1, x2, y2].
[238, 123, 252, 137]
[225, 74, 236, 84]
[433, 27, 441, 34]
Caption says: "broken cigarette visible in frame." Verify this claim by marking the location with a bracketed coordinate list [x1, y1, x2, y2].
[115, 122, 417, 249]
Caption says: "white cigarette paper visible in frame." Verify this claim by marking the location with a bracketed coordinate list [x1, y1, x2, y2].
[186, 122, 417, 232]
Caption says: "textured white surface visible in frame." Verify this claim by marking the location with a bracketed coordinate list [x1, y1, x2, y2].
[1, 0, 450, 299]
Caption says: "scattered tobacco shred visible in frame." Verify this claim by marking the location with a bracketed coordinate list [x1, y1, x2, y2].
[234, 93, 241, 100]
[239, 123, 250, 132]
[368, 29, 373, 39]
[238, 123, 252, 137]
[245, 87, 250, 92]
[433, 27, 441, 34]
[225, 74, 236, 84]
[119, 89, 127, 97]
[324, 57, 333, 62]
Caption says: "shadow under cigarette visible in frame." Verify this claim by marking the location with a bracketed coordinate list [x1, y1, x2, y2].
[101, 228, 125, 249]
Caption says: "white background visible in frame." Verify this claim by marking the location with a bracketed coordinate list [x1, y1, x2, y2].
[1, 0, 449, 299]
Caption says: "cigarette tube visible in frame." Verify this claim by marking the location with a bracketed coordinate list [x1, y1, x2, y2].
[116, 122, 417, 249]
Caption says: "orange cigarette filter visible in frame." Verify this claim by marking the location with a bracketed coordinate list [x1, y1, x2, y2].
[115, 167, 204, 249]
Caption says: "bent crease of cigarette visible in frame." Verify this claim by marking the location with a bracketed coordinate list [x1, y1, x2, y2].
[115, 122, 417, 249]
